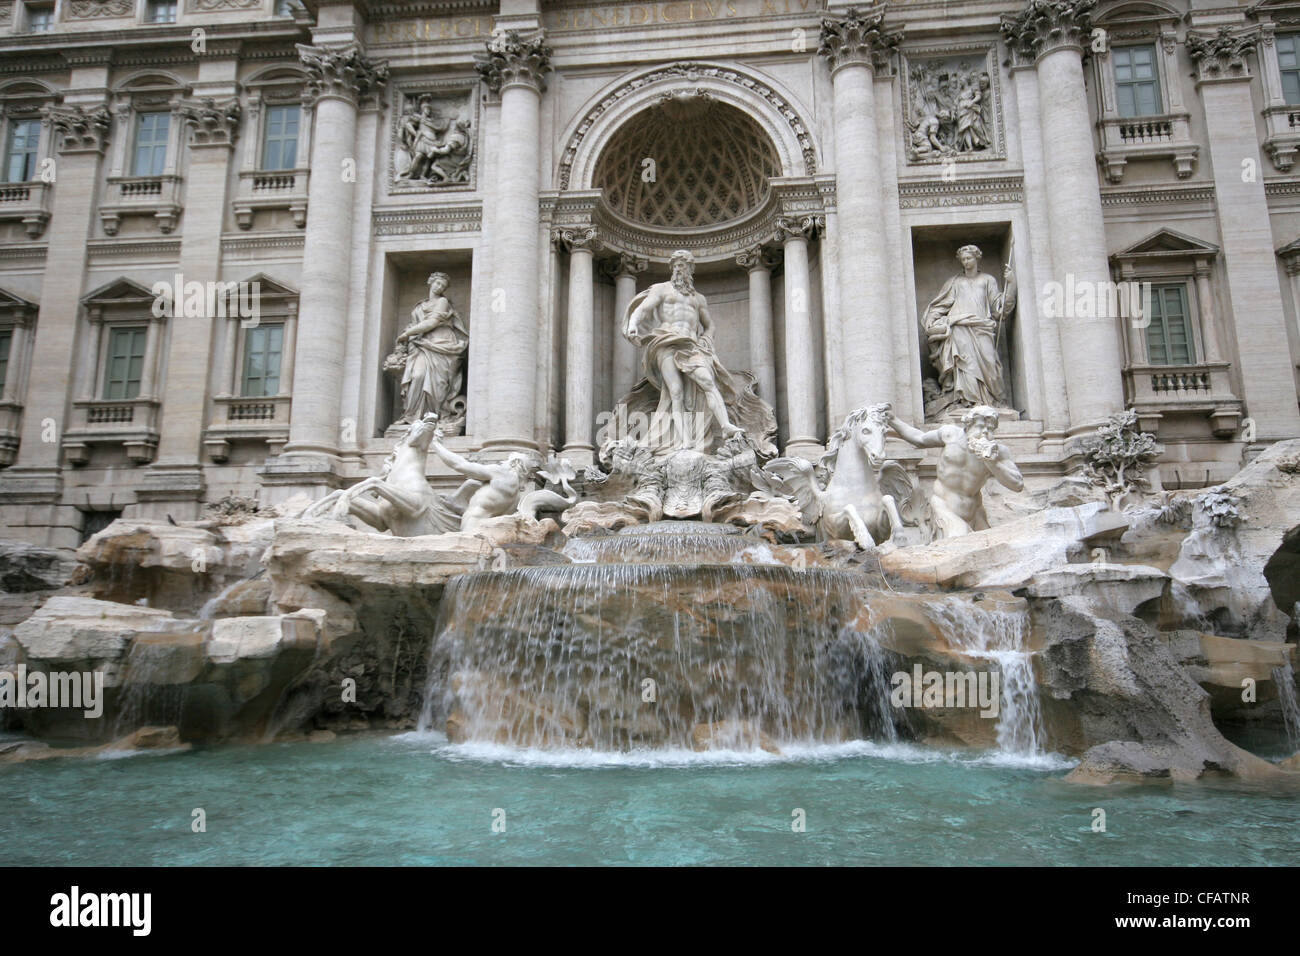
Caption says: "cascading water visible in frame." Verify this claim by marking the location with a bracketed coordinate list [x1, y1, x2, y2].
[419, 525, 903, 751]
[917, 597, 1044, 755]
[1272, 659, 1300, 753]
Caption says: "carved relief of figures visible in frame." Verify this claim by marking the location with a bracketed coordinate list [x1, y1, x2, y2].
[384, 271, 469, 435]
[923, 243, 1015, 417]
[904, 53, 997, 162]
[392, 93, 473, 187]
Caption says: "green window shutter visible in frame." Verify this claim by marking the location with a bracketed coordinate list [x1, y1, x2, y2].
[242, 323, 284, 398]
[132, 112, 170, 177]
[1281, 36, 1300, 105]
[103, 327, 147, 400]
[1114, 45, 1162, 118]
[261, 106, 301, 171]
[1145, 284, 1194, 366]
[4, 119, 40, 183]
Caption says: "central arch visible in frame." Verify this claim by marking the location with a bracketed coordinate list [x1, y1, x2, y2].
[556, 60, 819, 193]
[593, 94, 782, 229]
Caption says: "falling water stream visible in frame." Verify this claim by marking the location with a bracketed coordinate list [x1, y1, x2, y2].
[419, 522, 1045, 755]
[916, 596, 1044, 755]
[1273, 659, 1300, 753]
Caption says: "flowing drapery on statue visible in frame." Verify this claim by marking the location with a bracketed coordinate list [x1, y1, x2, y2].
[386, 271, 469, 433]
[621, 250, 776, 457]
[923, 244, 1015, 410]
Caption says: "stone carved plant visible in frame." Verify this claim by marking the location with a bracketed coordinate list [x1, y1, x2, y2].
[1193, 488, 1243, 531]
[1082, 410, 1161, 509]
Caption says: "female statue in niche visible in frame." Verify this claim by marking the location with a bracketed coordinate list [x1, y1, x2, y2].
[386, 271, 469, 434]
[923, 244, 1015, 412]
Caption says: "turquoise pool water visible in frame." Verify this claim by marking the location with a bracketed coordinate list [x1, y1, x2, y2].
[2, 733, 1298, 866]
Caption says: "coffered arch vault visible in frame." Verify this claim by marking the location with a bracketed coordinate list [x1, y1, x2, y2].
[557, 60, 819, 193]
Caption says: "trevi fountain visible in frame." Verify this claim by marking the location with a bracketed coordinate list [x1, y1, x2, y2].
[2, 242, 1298, 867]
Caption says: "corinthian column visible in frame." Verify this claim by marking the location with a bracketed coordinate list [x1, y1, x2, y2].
[735, 244, 777, 408]
[475, 30, 552, 452]
[557, 226, 600, 464]
[1002, 1, 1124, 435]
[281, 44, 387, 468]
[1186, 25, 1300, 441]
[818, 7, 902, 412]
[775, 217, 823, 458]
[606, 253, 648, 402]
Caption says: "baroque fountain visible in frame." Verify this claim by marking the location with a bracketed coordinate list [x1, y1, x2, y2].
[4, 247, 1300, 789]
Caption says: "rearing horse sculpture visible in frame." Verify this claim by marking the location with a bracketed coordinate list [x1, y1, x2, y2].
[302, 414, 448, 536]
[753, 403, 914, 549]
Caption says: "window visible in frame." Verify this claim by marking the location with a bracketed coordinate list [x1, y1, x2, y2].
[241, 323, 283, 397]
[145, 0, 176, 23]
[132, 112, 170, 177]
[1113, 45, 1162, 118]
[1280, 35, 1300, 105]
[261, 105, 300, 171]
[4, 119, 40, 183]
[25, 3, 53, 32]
[103, 327, 147, 400]
[0, 329, 10, 394]
[1145, 283, 1194, 366]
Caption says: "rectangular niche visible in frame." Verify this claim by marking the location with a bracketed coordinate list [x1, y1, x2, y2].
[377, 249, 474, 439]
[900, 45, 1005, 166]
[387, 80, 479, 194]
[910, 223, 1026, 421]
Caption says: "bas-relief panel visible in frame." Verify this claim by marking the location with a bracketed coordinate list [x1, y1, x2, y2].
[388, 85, 479, 194]
[900, 46, 1005, 167]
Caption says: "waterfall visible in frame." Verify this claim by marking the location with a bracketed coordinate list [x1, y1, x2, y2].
[1273, 659, 1300, 753]
[918, 597, 1044, 755]
[418, 562, 902, 751]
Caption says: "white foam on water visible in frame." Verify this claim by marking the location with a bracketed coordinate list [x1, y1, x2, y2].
[390, 735, 1074, 773]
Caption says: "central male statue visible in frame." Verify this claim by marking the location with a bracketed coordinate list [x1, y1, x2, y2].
[624, 249, 745, 452]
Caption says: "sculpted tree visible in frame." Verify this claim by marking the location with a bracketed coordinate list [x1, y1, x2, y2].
[1082, 410, 1161, 509]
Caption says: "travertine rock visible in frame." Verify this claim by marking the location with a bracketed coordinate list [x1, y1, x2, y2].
[878, 502, 1128, 588]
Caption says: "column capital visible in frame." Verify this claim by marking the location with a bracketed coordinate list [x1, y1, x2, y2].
[43, 104, 111, 155]
[735, 244, 780, 271]
[817, 5, 903, 75]
[475, 29, 553, 95]
[1000, 0, 1096, 65]
[602, 253, 648, 279]
[553, 225, 601, 254]
[775, 214, 824, 242]
[1186, 26, 1258, 84]
[296, 43, 389, 107]
[179, 97, 241, 149]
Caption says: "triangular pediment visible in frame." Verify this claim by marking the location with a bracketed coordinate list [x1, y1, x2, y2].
[1112, 228, 1219, 261]
[237, 274, 298, 298]
[0, 287, 37, 310]
[82, 277, 157, 305]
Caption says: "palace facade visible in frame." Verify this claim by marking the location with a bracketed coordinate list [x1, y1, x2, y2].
[2, 0, 1300, 547]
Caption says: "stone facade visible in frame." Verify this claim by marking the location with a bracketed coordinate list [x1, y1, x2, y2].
[2, 0, 1300, 547]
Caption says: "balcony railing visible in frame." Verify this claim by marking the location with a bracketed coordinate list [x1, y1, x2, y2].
[204, 393, 291, 462]
[0, 179, 51, 239]
[99, 174, 183, 236]
[1097, 113, 1197, 183]
[62, 397, 161, 465]
[1264, 104, 1300, 172]
[1117, 119, 1173, 144]
[1123, 361, 1242, 438]
[233, 167, 309, 230]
